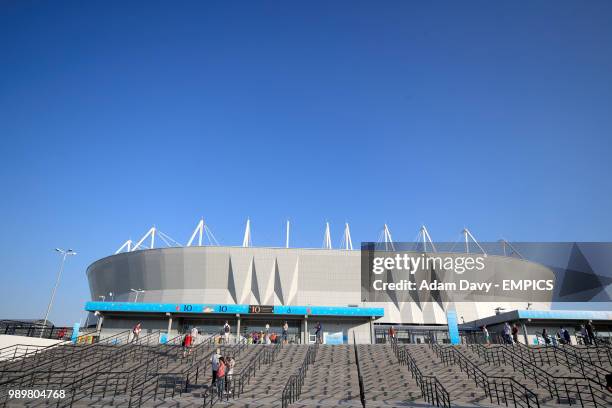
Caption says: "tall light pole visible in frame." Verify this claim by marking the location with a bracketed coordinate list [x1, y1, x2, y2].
[130, 288, 145, 302]
[41, 248, 77, 337]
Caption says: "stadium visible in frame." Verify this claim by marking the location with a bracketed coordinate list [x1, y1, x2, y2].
[1, 221, 611, 408]
[84, 221, 556, 345]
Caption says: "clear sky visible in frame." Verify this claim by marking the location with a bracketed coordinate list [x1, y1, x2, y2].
[1, 1, 611, 325]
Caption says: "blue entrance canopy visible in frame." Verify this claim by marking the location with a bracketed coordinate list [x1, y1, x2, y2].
[85, 301, 384, 318]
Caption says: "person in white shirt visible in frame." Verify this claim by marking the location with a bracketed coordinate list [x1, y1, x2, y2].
[211, 348, 221, 385]
[190, 326, 198, 344]
[223, 321, 231, 344]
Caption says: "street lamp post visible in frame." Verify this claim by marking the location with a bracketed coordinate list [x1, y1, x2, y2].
[130, 288, 145, 302]
[41, 248, 77, 337]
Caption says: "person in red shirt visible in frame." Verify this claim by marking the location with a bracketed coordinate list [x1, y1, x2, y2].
[182, 333, 192, 357]
[388, 326, 396, 342]
[216, 357, 226, 398]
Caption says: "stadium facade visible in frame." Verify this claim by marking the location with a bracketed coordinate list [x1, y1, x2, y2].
[85, 233, 555, 343]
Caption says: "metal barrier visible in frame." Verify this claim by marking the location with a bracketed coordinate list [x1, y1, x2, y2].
[0, 330, 132, 386]
[562, 344, 612, 369]
[430, 342, 540, 408]
[391, 339, 451, 408]
[1, 322, 84, 340]
[281, 343, 318, 408]
[54, 330, 163, 407]
[127, 333, 219, 407]
[352, 333, 366, 408]
[465, 342, 610, 407]
[202, 342, 280, 407]
[0, 329, 156, 405]
[0, 344, 48, 362]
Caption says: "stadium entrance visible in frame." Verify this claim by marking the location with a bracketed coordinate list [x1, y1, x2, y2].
[85, 301, 384, 344]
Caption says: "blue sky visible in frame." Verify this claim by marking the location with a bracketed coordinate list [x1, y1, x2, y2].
[1, 1, 611, 325]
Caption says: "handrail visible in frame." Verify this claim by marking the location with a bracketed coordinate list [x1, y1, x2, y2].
[430, 342, 540, 408]
[565, 343, 612, 367]
[353, 333, 366, 408]
[0, 330, 132, 386]
[54, 330, 165, 407]
[0, 329, 106, 368]
[510, 342, 610, 386]
[71, 335, 182, 404]
[281, 343, 318, 408]
[129, 335, 238, 407]
[0, 330, 154, 404]
[202, 341, 276, 407]
[465, 342, 610, 407]
[0, 344, 48, 363]
[127, 333, 218, 407]
[39, 330, 162, 407]
[391, 339, 451, 408]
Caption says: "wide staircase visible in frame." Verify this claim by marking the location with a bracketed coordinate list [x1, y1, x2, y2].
[294, 345, 363, 407]
[221, 344, 309, 407]
[406, 343, 494, 407]
[357, 343, 421, 405]
[1, 338, 610, 407]
[460, 343, 612, 407]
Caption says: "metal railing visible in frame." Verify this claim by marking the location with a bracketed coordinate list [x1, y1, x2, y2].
[352, 333, 366, 408]
[281, 343, 318, 408]
[508, 343, 611, 386]
[54, 330, 163, 407]
[0, 322, 93, 340]
[465, 342, 610, 407]
[0, 329, 115, 372]
[431, 343, 540, 408]
[391, 339, 451, 408]
[202, 342, 280, 407]
[0, 329, 158, 405]
[0, 344, 49, 363]
[0, 330, 132, 386]
[562, 343, 612, 369]
[127, 333, 219, 407]
[76, 333, 188, 406]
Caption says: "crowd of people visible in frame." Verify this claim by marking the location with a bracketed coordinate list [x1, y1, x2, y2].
[210, 347, 235, 397]
[481, 320, 600, 346]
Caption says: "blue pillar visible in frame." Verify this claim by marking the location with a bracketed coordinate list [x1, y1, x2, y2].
[447, 310, 460, 345]
[70, 322, 80, 344]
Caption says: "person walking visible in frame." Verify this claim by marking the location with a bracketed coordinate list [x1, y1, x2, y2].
[388, 326, 396, 343]
[282, 321, 289, 344]
[586, 321, 596, 345]
[182, 332, 192, 357]
[190, 326, 199, 344]
[511, 324, 519, 344]
[132, 323, 142, 343]
[223, 321, 231, 344]
[314, 322, 322, 344]
[216, 357, 226, 398]
[211, 347, 221, 385]
[580, 325, 589, 345]
[482, 325, 490, 345]
[503, 322, 512, 344]
[542, 329, 551, 345]
[226, 356, 235, 395]
[557, 327, 566, 344]
[563, 327, 571, 345]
